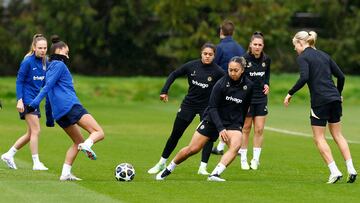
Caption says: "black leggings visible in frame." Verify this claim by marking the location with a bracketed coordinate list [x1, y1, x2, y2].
[161, 116, 213, 163]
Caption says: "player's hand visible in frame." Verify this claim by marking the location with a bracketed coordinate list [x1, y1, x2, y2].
[16, 99, 24, 113]
[263, 84, 270, 95]
[160, 94, 169, 103]
[219, 129, 228, 142]
[283, 94, 292, 107]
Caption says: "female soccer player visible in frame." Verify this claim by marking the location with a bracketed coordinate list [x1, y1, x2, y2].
[1, 34, 49, 170]
[28, 35, 105, 181]
[148, 43, 225, 175]
[156, 56, 253, 181]
[284, 31, 357, 184]
[238, 31, 271, 170]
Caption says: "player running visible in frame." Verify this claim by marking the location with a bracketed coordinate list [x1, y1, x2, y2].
[156, 56, 253, 181]
[148, 43, 225, 175]
[284, 30, 357, 184]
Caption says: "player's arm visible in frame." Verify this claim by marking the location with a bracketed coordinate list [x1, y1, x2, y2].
[263, 58, 271, 95]
[208, 80, 225, 133]
[329, 58, 345, 95]
[16, 61, 29, 113]
[29, 63, 64, 109]
[285, 56, 309, 106]
[160, 63, 189, 102]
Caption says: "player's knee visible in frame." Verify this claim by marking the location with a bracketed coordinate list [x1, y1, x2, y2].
[30, 128, 41, 136]
[254, 128, 263, 136]
[188, 145, 201, 155]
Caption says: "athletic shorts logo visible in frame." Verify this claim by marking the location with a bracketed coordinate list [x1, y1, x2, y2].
[264, 105, 268, 112]
[243, 85, 247, 90]
[207, 76, 212, 82]
[200, 125, 205, 130]
[310, 109, 320, 119]
[262, 62, 266, 67]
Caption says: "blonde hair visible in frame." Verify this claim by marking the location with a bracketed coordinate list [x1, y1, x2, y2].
[24, 34, 47, 67]
[293, 31, 317, 48]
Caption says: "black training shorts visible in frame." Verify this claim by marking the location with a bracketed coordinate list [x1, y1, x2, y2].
[310, 101, 342, 126]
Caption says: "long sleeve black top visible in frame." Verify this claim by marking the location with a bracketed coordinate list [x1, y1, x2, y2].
[288, 47, 344, 107]
[203, 75, 254, 132]
[243, 52, 271, 104]
[161, 59, 225, 110]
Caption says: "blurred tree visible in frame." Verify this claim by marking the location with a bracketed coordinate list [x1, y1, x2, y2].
[0, 0, 358, 75]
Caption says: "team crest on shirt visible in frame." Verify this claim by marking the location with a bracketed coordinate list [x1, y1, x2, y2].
[262, 62, 266, 67]
[226, 82, 230, 87]
[207, 76, 212, 82]
[247, 62, 252, 68]
[191, 70, 196, 76]
[243, 85, 247, 90]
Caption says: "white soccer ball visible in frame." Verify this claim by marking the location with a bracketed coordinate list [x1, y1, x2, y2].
[115, 163, 135, 182]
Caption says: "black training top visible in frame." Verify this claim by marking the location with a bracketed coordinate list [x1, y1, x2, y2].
[161, 59, 225, 110]
[202, 75, 254, 132]
[243, 52, 271, 104]
[288, 47, 344, 108]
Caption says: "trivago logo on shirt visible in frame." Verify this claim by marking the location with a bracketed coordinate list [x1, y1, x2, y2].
[33, 76, 45, 81]
[226, 96, 242, 104]
[192, 80, 209, 88]
[249, 71, 265, 77]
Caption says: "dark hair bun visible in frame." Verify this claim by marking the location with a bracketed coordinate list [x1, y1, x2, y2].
[51, 35, 61, 43]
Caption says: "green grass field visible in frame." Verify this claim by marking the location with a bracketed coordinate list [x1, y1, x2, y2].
[0, 75, 359, 202]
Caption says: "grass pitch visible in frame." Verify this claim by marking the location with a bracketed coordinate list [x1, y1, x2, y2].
[0, 75, 359, 202]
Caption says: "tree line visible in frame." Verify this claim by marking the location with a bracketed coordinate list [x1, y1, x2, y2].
[0, 0, 359, 76]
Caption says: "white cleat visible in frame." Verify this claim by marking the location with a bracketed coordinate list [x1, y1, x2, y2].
[250, 159, 259, 170]
[33, 162, 49, 170]
[207, 174, 226, 182]
[78, 143, 97, 160]
[148, 162, 166, 174]
[327, 173, 342, 184]
[155, 168, 171, 180]
[1, 154, 17, 169]
[197, 166, 210, 175]
[241, 160, 250, 170]
[60, 173, 82, 181]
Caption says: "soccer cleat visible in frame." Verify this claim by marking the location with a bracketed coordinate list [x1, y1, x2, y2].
[250, 159, 259, 170]
[155, 168, 171, 180]
[197, 166, 210, 175]
[60, 173, 82, 181]
[207, 174, 226, 182]
[327, 173, 342, 184]
[347, 173, 357, 183]
[78, 143, 97, 160]
[33, 162, 49, 170]
[240, 160, 250, 170]
[1, 154, 17, 169]
[147, 162, 166, 174]
[211, 148, 224, 155]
